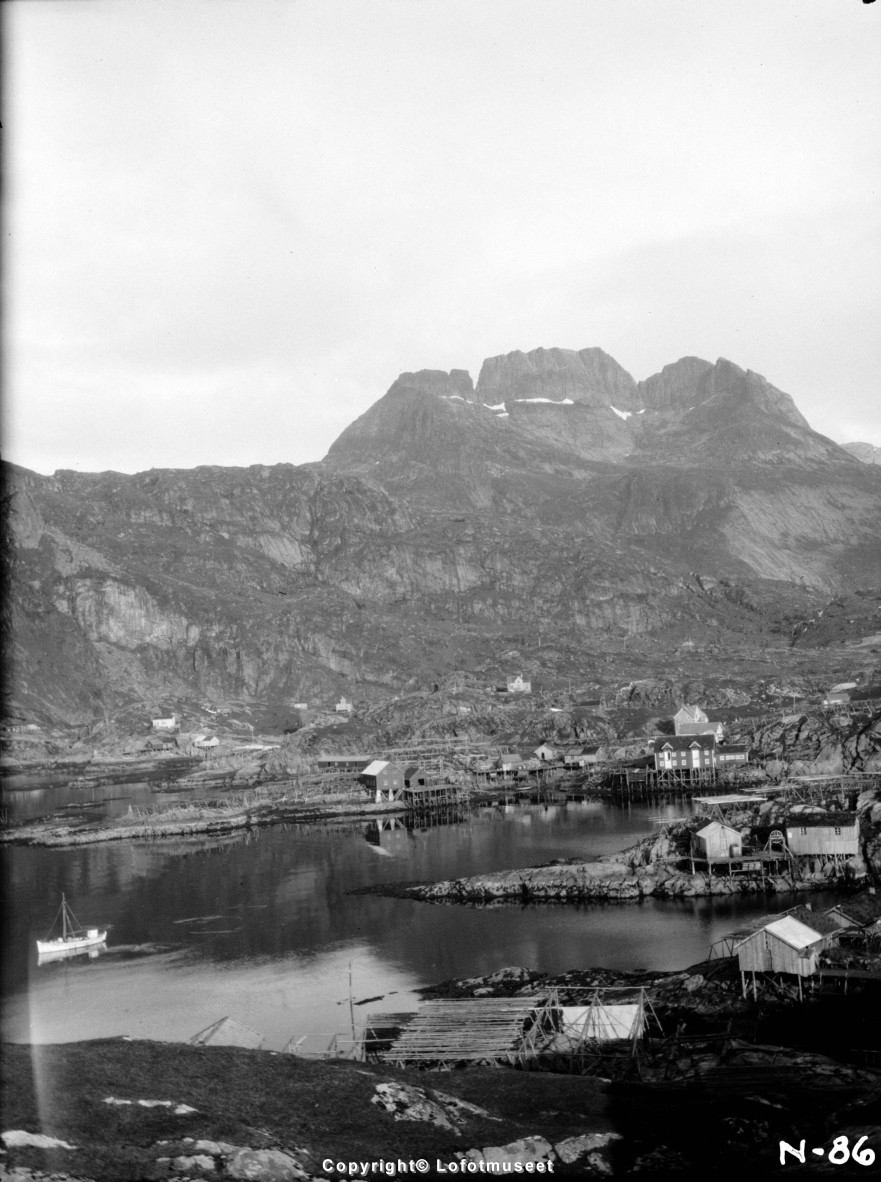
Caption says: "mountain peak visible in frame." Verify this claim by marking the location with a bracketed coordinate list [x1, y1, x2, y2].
[475, 346, 640, 409]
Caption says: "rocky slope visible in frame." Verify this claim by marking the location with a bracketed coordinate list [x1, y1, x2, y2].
[6, 346, 881, 725]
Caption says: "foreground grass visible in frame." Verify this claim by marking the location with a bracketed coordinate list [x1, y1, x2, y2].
[1, 1039, 615, 1180]
[3, 1038, 880, 1179]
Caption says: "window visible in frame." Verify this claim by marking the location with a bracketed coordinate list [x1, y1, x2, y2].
[834, 827, 841, 836]
[800, 827, 807, 836]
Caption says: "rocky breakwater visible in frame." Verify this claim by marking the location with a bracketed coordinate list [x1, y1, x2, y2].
[399, 855, 807, 904]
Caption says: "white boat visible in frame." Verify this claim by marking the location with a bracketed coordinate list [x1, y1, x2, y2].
[36, 893, 107, 955]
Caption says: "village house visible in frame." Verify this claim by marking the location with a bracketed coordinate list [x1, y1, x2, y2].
[360, 760, 405, 802]
[334, 697, 354, 714]
[691, 821, 742, 861]
[562, 744, 601, 768]
[734, 915, 831, 993]
[825, 892, 881, 933]
[315, 754, 372, 772]
[653, 734, 716, 772]
[784, 816, 860, 859]
[506, 674, 532, 694]
[496, 752, 528, 774]
[401, 765, 428, 789]
[715, 744, 749, 765]
[673, 704, 723, 740]
[359, 760, 429, 802]
[151, 715, 178, 731]
[533, 743, 558, 762]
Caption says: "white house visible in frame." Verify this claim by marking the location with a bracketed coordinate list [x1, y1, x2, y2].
[674, 705, 723, 739]
[335, 697, 354, 714]
[507, 675, 532, 694]
[533, 743, 558, 762]
[152, 716, 178, 731]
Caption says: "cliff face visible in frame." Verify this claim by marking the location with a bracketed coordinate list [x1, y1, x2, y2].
[7, 347, 881, 724]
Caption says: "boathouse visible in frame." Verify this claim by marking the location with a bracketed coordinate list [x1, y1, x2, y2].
[692, 821, 742, 860]
[734, 916, 828, 987]
[825, 892, 881, 932]
[402, 765, 428, 788]
[360, 760, 405, 802]
[533, 743, 558, 762]
[784, 816, 859, 859]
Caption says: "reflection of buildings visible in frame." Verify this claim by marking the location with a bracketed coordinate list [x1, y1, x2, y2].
[364, 816, 410, 854]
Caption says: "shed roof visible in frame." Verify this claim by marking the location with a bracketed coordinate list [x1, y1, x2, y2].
[188, 1016, 263, 1049]
[695, 821, 740, 839]
[826, 893, 881, 927]
[654, 735, 716, 753]
[785, 816, 858, 831]
[763, 916, 824, 951]
[362, 760, 390, 776]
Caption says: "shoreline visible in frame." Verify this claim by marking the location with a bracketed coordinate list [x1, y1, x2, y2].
[359, 857, 853, 904]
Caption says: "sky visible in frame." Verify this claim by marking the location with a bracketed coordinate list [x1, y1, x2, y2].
[3, 0, 880, 475]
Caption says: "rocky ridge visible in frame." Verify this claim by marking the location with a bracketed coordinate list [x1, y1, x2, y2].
[6, 346, 881, 726]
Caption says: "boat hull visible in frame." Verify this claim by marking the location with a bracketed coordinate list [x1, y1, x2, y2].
[36, 930, 107, 954]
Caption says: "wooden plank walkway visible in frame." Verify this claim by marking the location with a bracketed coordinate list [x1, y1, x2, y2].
[379, 997, 548, 1066]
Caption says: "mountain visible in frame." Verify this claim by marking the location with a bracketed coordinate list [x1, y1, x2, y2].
[5, 347, 881, 726]
[843, 442, 881, 465]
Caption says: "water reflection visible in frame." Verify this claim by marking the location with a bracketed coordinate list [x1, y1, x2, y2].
[2, 797, 848, 1051]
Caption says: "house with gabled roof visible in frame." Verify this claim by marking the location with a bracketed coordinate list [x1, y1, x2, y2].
[653, 734, 716, 772]
[691, 821, 742, 861]
[825, 891, 881, 932]
[674, 704, 723, 739]
[360, 760, 405, 802]
[562, 744, 601, 768]
[734, 916, 833, 994]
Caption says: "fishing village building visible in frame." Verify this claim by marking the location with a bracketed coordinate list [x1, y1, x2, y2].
[506, 674, 532, 694]
[360, 761, 430, 802]
[654, 734, 716, 772]
[784, 816, 860, 862]
[562, 744, 601, 768]
[673, 705, 722, 739]
[734, 914, 840, 999]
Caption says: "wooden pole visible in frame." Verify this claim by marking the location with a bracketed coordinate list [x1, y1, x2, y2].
[348, 962, 356, 1042]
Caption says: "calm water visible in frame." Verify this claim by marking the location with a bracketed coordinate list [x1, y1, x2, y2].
[1, 788, 845, 1052]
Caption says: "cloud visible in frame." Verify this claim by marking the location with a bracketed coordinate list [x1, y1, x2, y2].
[5, 0, 881, 472]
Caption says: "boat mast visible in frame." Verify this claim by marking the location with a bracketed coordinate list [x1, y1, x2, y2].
[61, 893, 69, 939]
